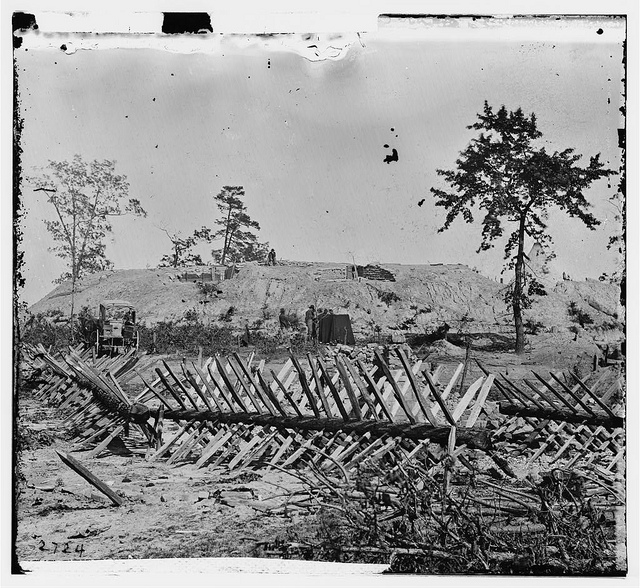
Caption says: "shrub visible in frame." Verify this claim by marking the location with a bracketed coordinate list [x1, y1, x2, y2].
[568, 301, 594, 327]
[20, 310, 71, 351]
[527, 277, 547, 297]
[377, 290, 400, 305]
[524, 318, 545, 335]
[219, 306, 235, 322]
[138, 320, 236, 356]
[197, 282, 219, 297]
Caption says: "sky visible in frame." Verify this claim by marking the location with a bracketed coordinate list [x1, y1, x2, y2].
[14, 15, 626, 305]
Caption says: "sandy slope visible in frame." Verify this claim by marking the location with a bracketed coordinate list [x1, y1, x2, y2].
[28, 262, 624, 349]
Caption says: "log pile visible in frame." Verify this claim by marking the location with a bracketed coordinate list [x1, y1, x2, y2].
[358, 264, 396, 282]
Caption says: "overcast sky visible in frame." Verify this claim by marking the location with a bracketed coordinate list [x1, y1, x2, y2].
[15, 16, 625, 305]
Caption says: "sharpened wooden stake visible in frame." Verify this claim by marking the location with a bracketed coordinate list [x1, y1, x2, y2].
[214, 357, 249, 412]
[423, 371, 456, 427]
[162, 361, 200, 411]
[316, 356, 350, 421]
[307, 354, 334, 418]
[356, 359, 394, 421]
[395, 348, 438, 426]
[289, 354, 321, 418]
[205, 362, 237, 412]
[334, 356, 363, 421]
[56, 451, 123, 506]
[87, 425, 126, 459]
[341, 356, 378, 420]
[270, 370, 304, 417]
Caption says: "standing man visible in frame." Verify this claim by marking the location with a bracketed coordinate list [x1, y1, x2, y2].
[269, 249, 277, 266]
[279, 308, 290, 331]
[305, 305, 317, 342]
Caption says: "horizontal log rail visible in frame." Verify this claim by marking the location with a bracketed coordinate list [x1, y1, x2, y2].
[497, 403, 624, 429]
[156, 409, 493, 450]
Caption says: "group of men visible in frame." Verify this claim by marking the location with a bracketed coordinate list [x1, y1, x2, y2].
[278, 304, 333, 342]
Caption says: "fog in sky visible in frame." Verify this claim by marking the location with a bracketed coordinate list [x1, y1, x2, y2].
[15, 16, 625, 305]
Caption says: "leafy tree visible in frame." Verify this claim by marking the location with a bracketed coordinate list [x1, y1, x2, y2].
[430, 102, 615, 353]
[158, 227, 212, 267]
[29, 155, 146, 340]
[211, 186, 267, 264]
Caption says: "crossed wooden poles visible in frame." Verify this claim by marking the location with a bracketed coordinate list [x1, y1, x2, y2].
[478, 361, 625, 472]
[21, 343, 624, 478]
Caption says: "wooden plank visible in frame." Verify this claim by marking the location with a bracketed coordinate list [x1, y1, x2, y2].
[312, 431, 343, 465]
[356, 360, 394, 422]
[334, 357, 363, 421]
[56, 451, 123, 506]
[500, 374, 546, 410]
[307, 354, 334, 418]
[182, 362, 216, 412]
[236, 430, 281, 469]
[162, 361, 201, 411]
[423, 371, 456, 427]
[228, 357, 265, 414]
[431, 363, 464, 415]
[266, 433, 296, 469]
[281, 431, 325, 467]
[570, 373, 618, 418]
[320, 359, 352, 419]
[549, 372, 598, 416]
[228, 432, 268, 470]
[373, 350, 415, 423]
[270, 370, 304, 417]
[75, 419, 119, 449]
[189, 362, 224, 412]
[206, 363, 237, 412]
[154, 406, 164, 450]
[395, 348, 438, 426]
[347, 437, 397, 470]
[465, 374, 494, 427]
[148, 418, 198, 462]
[452, 376, 484, 422]
[523, 379, 563, 412]
[108, 372, 132, 407]
[233, 353, 275, 414]
[564, 426, 606, 468]
[166, 422, 208, 465]
[289, 354, 320, 418]
[214, 357, 249, 412]
[327, 434, 363, 467]
[527, 421, 569, 464]
[341, 357, 378, 420]
[532, 372, 580, 413]
[255, 370, 288, 417]
[87, 425, 126, 459]
[210, 424, 253, 468]
[155, 367, 188, 410]
[550, 425, 588, 463]
[195, 428, 233, 469]
[135, 371, 175, 411]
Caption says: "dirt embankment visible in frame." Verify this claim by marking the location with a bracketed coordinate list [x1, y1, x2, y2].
[29, 261, 624, 351]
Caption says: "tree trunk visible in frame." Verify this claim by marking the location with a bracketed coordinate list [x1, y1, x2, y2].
[70, 276, 76, 344]
[513, 216, 526, 354]
[221, 205, 233, 265]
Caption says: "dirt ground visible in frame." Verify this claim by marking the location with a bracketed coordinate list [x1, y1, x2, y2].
[16, 401, 321, 564]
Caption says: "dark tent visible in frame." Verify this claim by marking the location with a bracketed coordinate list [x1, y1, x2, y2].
[317, 314, 355, 345]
